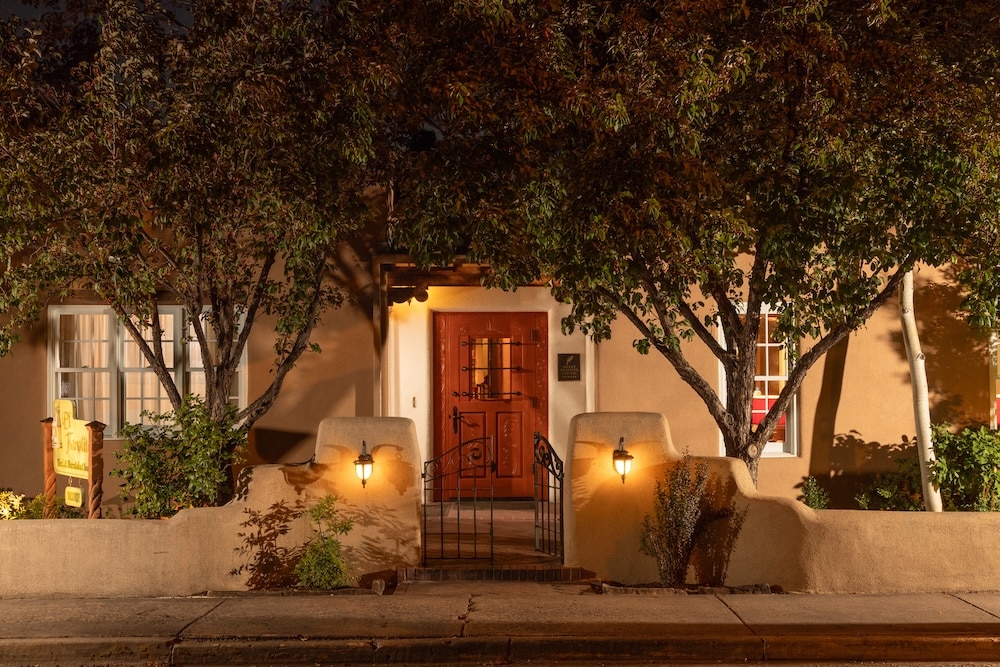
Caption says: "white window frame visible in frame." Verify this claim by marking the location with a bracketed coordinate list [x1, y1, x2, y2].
[47, 305, 247, 436]
[991, 333, 999, 430]
[717, 304, 799, 457]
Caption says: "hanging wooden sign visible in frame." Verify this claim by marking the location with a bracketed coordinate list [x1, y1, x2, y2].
[52, 399, 91, 480]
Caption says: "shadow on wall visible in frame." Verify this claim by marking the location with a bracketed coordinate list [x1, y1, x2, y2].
[248, 428, 313, 465]
[805, 431, 918, 508]
[290, 418, 423, 577]
[886, 273, 990, 427]
[339, 501, 420, 574]
[690, 466, 745, 586]
[808, 273, 988, 506]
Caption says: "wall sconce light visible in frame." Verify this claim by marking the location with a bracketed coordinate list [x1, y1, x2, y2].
[354, 440, 374, 488]
[612, 437, 633, 484]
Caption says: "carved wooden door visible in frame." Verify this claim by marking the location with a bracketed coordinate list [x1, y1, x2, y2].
[433, 312, 547, 499]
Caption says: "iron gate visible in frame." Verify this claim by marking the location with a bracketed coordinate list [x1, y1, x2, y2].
[421, 436, 496, 564]
[532, 432, 564, 562]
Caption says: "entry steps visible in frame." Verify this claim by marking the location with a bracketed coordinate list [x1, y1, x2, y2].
[398, 565, 595, 583]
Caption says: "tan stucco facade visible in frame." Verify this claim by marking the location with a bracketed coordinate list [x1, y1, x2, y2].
[567, 412, 1000, 593]
[0, 266, 991, 508]
[5, 413, 1000, 597]
[0, 416, 422, 598]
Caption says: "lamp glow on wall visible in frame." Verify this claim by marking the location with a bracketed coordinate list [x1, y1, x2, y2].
[612, 436, 633, 484]
[354, 440, 374, 488]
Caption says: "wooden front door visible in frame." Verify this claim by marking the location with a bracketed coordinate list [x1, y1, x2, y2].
[433, 312, 548, 499]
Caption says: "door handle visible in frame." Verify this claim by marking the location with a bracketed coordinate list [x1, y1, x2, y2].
[451, 406, 460, 434]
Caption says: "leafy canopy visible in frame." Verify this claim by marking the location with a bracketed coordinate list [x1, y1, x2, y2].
[394, 0, 1000, 482]
[1, 0, 402, 432]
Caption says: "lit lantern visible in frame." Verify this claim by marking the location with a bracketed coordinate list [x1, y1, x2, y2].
[354, 440, 374, 488]
[612, 437, 633, 484]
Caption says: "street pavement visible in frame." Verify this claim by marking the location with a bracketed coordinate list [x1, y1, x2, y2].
[3, 581, 1000, 666]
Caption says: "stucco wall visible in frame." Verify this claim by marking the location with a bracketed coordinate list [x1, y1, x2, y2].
[566, 412, 1000, 594]
[0, 320, 47, 496]
[246, 306, 377, 467]
[593, 266, 990, 505]
[0, 417, 421, 598]
[0, 266, 991, 506]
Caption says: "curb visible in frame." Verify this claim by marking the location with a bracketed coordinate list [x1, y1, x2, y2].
[9, 633, 1000, 665]
[0, 637, 175, 666]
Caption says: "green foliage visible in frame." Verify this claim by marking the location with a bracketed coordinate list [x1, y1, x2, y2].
[1, 490, 84, 519]
[0, 490, 24, 520]
[640, 456, 744, 588]
[393, 0, 1000, 485]
[293, 495, 354, 590]
[930, 424, 1000, 511]
[799, 476, 829, 510]
[112, 395, 246, 518]
[855, 425, 1000, 511]
[20, 493, 85, 519]
[233, 494, 353, 591]
[0, 0, 401, 432]
[855, 457, 926, 511]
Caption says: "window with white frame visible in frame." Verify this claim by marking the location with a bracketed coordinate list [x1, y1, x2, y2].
[48, 306, 245, 434]
[719, 308, 798, 456]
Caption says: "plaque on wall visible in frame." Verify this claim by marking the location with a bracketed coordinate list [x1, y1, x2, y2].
[557, 353, 581, 382]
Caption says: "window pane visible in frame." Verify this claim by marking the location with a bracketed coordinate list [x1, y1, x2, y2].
[123, 314, 175, 369]
[57, 314, 110, 369]
[754, 313, 789, 446]
[187, 371, 207, 398]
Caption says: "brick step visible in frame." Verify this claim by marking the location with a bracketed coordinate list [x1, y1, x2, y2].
[398, 565, 595, 583]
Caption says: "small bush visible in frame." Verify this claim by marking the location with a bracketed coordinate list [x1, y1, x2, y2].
[855, 455, 925, 510]
[0, 490, 83, 519]
[294, 495, 354, 589]
[799, 476, 829, 509]
[640, 455, 744, 588]
[930, 423, 1000, 511]
[112, 395, 246, 518]
[233, 494, 353, 591]
[0, 490, 24, 520]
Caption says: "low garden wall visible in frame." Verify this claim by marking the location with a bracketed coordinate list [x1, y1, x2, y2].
[565, 412, 1000, 593]
[0, 417, 422, 598]
[4, 412, 1000, 597]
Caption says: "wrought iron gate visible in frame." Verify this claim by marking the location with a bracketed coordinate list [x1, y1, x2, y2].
[532, 432, 564, 562]
[421, 436, 496, 564]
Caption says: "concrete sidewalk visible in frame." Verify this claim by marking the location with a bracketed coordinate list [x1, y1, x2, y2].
[4, 582, 1000, 665]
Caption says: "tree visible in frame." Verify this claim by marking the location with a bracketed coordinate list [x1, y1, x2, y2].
[0, 0, 399, 466]
[900, 271, 942, 511]
[393, 0, 1000, 483]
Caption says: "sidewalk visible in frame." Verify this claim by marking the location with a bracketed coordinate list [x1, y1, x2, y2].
[3, 582, 1000, 665]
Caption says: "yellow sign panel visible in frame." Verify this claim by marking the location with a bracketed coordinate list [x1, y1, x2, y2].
[64, 486, 83, 508]
[52, 399, 90, 480]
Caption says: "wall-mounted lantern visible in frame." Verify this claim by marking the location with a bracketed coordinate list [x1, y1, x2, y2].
[354, 440, 374, 488]
[612, 437, 633, 484]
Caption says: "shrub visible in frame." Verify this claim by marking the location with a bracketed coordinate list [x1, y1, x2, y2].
[112, 395, 246, 518]
[854, 425, 1000, 511]
[930, 423, 1000, 511]
[799, 476, 829, 509]
[233, 494, 353, 591]
[855, 455, 925, 510]
[0, 490, 84, 519]
[294, 495, 354, 590]
[640, 455, 744, 588]
[0, 489, 24, 520]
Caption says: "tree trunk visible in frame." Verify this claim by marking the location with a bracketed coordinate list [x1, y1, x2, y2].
[900, 270, 943, 512]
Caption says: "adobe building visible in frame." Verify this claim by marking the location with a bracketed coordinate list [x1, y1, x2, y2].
[0, 259, 991, 510]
